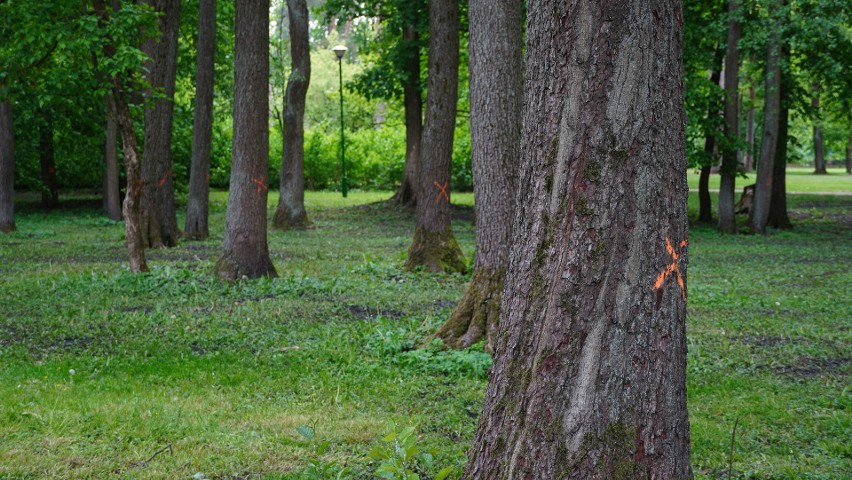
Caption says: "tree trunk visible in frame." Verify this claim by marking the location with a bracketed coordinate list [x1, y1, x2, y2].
[812, 90, 826, 175]
[184, 0, 216, 240]
[718, 0, 742, 234]
[103, 95, 122, 221]
[405, 0, 465, 274]
[140, 0, 181, 248]
[464, 1, 692, 477]
[846, 128, 851, 175]
[749, 5, 782, 235]
[768, 53, 791, 230]
[273, 0, 312, 230]
[698, 53, 723, 225]
[435, 0, 521, 351]
[214, 0, 277, 281]
[744, 85, 756, 171]
[38, 112, 59, 209]
[0, 99, 15, 233]
[390, 23, 422, 208]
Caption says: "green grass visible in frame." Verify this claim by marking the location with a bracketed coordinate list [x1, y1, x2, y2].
[0, 188, 850, 479]
[687, 167, 852, 193]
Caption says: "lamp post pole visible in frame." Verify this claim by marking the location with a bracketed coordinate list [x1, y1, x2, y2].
[333, 45, 348, 197]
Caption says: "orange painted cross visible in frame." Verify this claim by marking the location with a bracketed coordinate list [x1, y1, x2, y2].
[158, 169, 172, 188]
[433, 181, 449, 204]
[132, 177, 142, 198]
[252, 176, 268, 194]
[653, 237, 687, 300]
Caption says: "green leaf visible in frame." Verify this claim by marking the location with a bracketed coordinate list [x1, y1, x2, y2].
[434, 467, 454, 480]
[296, 425, 315, 440]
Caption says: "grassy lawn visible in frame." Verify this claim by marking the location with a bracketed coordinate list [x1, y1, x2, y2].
[687, 167, 851, 193]
[0, 187, 849, 479]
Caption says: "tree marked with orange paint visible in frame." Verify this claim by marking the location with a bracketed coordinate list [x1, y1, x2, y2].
[433, 181, 449, 204]
[654, 237, 687, 300]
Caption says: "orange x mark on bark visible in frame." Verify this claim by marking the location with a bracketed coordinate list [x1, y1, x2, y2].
[434, 181, 449, 204]
[653, 237, 687, 300]
[252, 176, 268, 194]
[158, 169, 172, 188]
[132, 178, 142, 198]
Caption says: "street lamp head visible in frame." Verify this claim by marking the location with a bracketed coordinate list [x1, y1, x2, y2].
[332, 45, 348, 60]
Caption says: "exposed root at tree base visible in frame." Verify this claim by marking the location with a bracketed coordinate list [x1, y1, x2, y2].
[435, 268, 504, 351]
[272, 210, 312, 230]
[214, 253, 277, 282]
[405, 225, 466, 274]
[0, 222, 15, 233]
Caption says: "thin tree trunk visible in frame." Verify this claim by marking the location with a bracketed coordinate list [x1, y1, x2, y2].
[719, 0, 742, 234]
[744, 85, 756, 171]
[390, 22, 422, 207]
[214, 0, 277, 281]
[405, 0, 465, 273]
[140, 0, 181, 248]
[0, 99, 15, 233]
[38, 112, 59, 209]
[110, 89, 149, 272]
[698, 51, 723, 225]
[812, 88, 826, 175]
[768, 60, 791, 230]
[103, 95, 122, 221]
[435, 0, 521, 351]
[185, 0, 216, 240]
[273, 0, 312, 230]
[846, 128, 851, 175]
[464, 0, 692, 477]
[749, 4, 782, 235]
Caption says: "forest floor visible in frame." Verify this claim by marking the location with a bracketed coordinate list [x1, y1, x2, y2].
[0, 187, 850, 479]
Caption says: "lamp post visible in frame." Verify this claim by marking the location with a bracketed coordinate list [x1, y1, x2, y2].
[333, 45, 348, 197]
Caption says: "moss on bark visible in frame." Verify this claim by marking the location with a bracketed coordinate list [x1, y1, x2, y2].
[405, 225, 466, 274]
[214, 254, 277, 282]
[272, 209, 312, 230]
[435, 267, 504, 351]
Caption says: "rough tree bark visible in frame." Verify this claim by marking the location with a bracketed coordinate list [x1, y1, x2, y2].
[812, 86, 826, 175]
[768, 39, 792, 229]
[273, 0, 312, 230]
[38, 112, 59, 209]
[435, 0, 521, 351]
[405, 0, 465, 273]
[140, 0, 181, 248]
[0, 99, 15, 233]
[847, 128, 851, 175]
[749, 7, 781, 235]
[103, 95, 122, 221]
[718, 0, 741, 234]
[698, 52, 724, 225]
[744, 85, 756, 171]
[463, 0, 693, 477]
[184, 0, 216, 240]
[214, 0, 277, 281]
[390, 22, 422, 207]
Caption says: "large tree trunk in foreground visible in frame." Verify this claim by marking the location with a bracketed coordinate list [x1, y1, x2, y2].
[215, 0, 277, 281]
[103, 96, 122, 221]
[184, 0, 216, 240]
[140, 0, 181, 248]
[436, 0, 520, 351]
[464, 0, 692, 477]
[390, 22, 422, 208]
[405, 0, 465, 273]
[749, 8, 781, 235]
[39, 113, 59, 209]
[812, 90, 826, 175]
[0, 100, 15, 233]
[718, 0, 742, 234]
[273, 0, 311, 230]
[698, 54, 723, 225]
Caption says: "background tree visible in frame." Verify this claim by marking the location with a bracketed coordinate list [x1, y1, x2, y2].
[273, 0, 312, 229]
[464, 0, 692, 476]
[435, 0, 521, 350]
[103, 96, 122, 221]
[214, 0, 277, 281]
[719, 0, 742, 233]
[405, 0, 465, 273]
[140, 0, 181, 248]
[768, 47, 792, 229]
[0, 99, 13, 232]
[184, 0, 217, 240]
